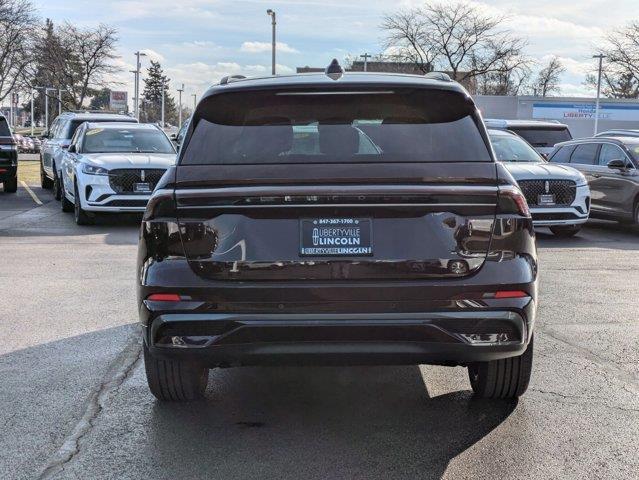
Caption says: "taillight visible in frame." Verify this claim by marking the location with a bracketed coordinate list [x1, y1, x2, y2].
[147, 293, 181, 302]
[492, 290, 528, 299]
[499, 186, 530, 217]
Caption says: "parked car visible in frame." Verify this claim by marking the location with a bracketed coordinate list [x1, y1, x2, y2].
[0, 114, 18, 193]
[30, 136, 42, 153]
[59, 122, 176, 225]
[484, 119, 572, 157]
[40, 112, 138, 201]
[548, 136, 639, 225]
[138, 64, 537, 402]
[488, 129, 590, 237]
[171, 116, 191, 149]
[594, 129, 639, 138]
[13, 133, 28, 153]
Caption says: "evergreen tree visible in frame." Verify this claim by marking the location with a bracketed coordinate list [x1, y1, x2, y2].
[88, 88, 112, 110]
[141, 61, 177, 125]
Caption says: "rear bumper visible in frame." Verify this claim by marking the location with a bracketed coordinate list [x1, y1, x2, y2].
[143, 310, 531, 367]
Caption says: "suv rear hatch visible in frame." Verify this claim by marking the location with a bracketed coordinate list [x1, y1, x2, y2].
[175, 84, 498, 281]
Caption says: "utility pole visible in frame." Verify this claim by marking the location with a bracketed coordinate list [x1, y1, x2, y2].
[593, 54, 606, 135]
[161, 86, 165, 128]
[133, 51, 147, 120]
[266, 9, 276, 75]
[177, 84, 184, 128]
[360, 53, 372, 72]
[36, 87, 55, 132]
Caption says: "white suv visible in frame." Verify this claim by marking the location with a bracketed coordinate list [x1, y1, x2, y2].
[40, 112, 137, 200]
[489, 129, 590, 237]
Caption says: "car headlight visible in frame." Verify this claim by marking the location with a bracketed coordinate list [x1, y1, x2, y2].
[82, 164, 109, 175]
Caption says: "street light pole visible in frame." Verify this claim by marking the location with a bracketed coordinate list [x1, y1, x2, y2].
[30, 92, 35, 136]
[57, 88, 67, 115]
[161, 86, 165, 128]
[134, 51, 147, 120]
[593, 54, 606, 135]
[177, 84, 184, 128]
[266, 9, 276, 75]
[360, 53, 371, 72]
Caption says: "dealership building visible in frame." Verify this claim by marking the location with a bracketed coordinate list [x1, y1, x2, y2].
[474, 96, 639, 139]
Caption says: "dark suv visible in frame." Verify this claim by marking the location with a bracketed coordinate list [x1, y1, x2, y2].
[0, 114, 18, 193]
[138, 65, 538, 402]
[549, 137, 639, 224]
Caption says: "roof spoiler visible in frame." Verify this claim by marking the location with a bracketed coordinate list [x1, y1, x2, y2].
[424, 72, 452, 82]
[219, 75, 247, 85]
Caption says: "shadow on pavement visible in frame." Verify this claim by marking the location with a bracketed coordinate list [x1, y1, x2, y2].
[146, 365, 516, 479]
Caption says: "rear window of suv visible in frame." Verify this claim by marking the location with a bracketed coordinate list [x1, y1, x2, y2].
[508, 127, 572, 147]
[181, 88, 491, 165]
[0, 116, 10, 136]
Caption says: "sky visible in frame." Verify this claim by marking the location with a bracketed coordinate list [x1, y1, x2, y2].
[35, 0, 639, 109]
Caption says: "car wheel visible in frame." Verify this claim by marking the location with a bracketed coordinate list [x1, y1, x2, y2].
[3, 175, 18, 193]
[52, 165, 62, 201]
[143, 343, 209, 401]
[60, 175, 73, 212]
[468, 336, 533, 400]
[549, 225, 581, 237]
[73, 182, 93, 225]
[634, 201, 639, 226]
[40, 159, 53, 189]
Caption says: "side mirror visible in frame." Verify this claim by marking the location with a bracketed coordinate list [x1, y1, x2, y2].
[41, 132, 49, 139]
[68, 145, 76, 153]
[170, 133, 178, 141]
[607, 159, 627, 170]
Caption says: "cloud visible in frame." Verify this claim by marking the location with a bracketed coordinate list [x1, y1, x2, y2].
[240, 41, 299, 54]
[139, 48, 165, 62]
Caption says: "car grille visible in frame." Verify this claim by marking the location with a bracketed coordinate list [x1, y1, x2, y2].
[518, 179, 576, 206]
[108, 169, 165, 194]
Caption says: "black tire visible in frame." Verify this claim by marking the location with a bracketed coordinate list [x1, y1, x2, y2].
[3, 175, 18, 193]
[549, 225, 581, 238]
[60, 175, 73, 212]
[52, 164, 62, 201]
[468, 336, 533, 399]
[73, 182, 93, 225]
[634, 201, 639, 226]
[143, 343, 209, 401]
[40, 159, 53, 189]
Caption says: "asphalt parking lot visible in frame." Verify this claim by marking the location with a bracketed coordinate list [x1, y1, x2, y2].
[1, 159, 638, 480]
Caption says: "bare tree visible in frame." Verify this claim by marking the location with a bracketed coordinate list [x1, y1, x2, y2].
[381, 1, 529, 91]
[533, 56, 566, 97]
[58, 23, 120, 108]
[0, 0, 38, 102]
[585, 21, 639, 98]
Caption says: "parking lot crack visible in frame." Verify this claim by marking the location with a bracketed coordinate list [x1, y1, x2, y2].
[36, 326, 142, 479]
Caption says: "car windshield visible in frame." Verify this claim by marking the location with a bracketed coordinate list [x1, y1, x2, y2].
[490, 133, 542, 163]
[508, 127, 572, 147]
[181, 88, 492, 165]
[66, 119, 136, 139]
[82, 127, 175, 154]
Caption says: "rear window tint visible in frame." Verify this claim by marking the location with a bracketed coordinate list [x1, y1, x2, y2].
[0, 117, 10, 136]
[548, 145, 575, 163]
[181, 88, 491, 165]
[509, 127, 572, 147]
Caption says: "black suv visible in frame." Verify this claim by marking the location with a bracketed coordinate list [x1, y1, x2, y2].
[0, 114, 18, 193]
[138, 64, 538, 402]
